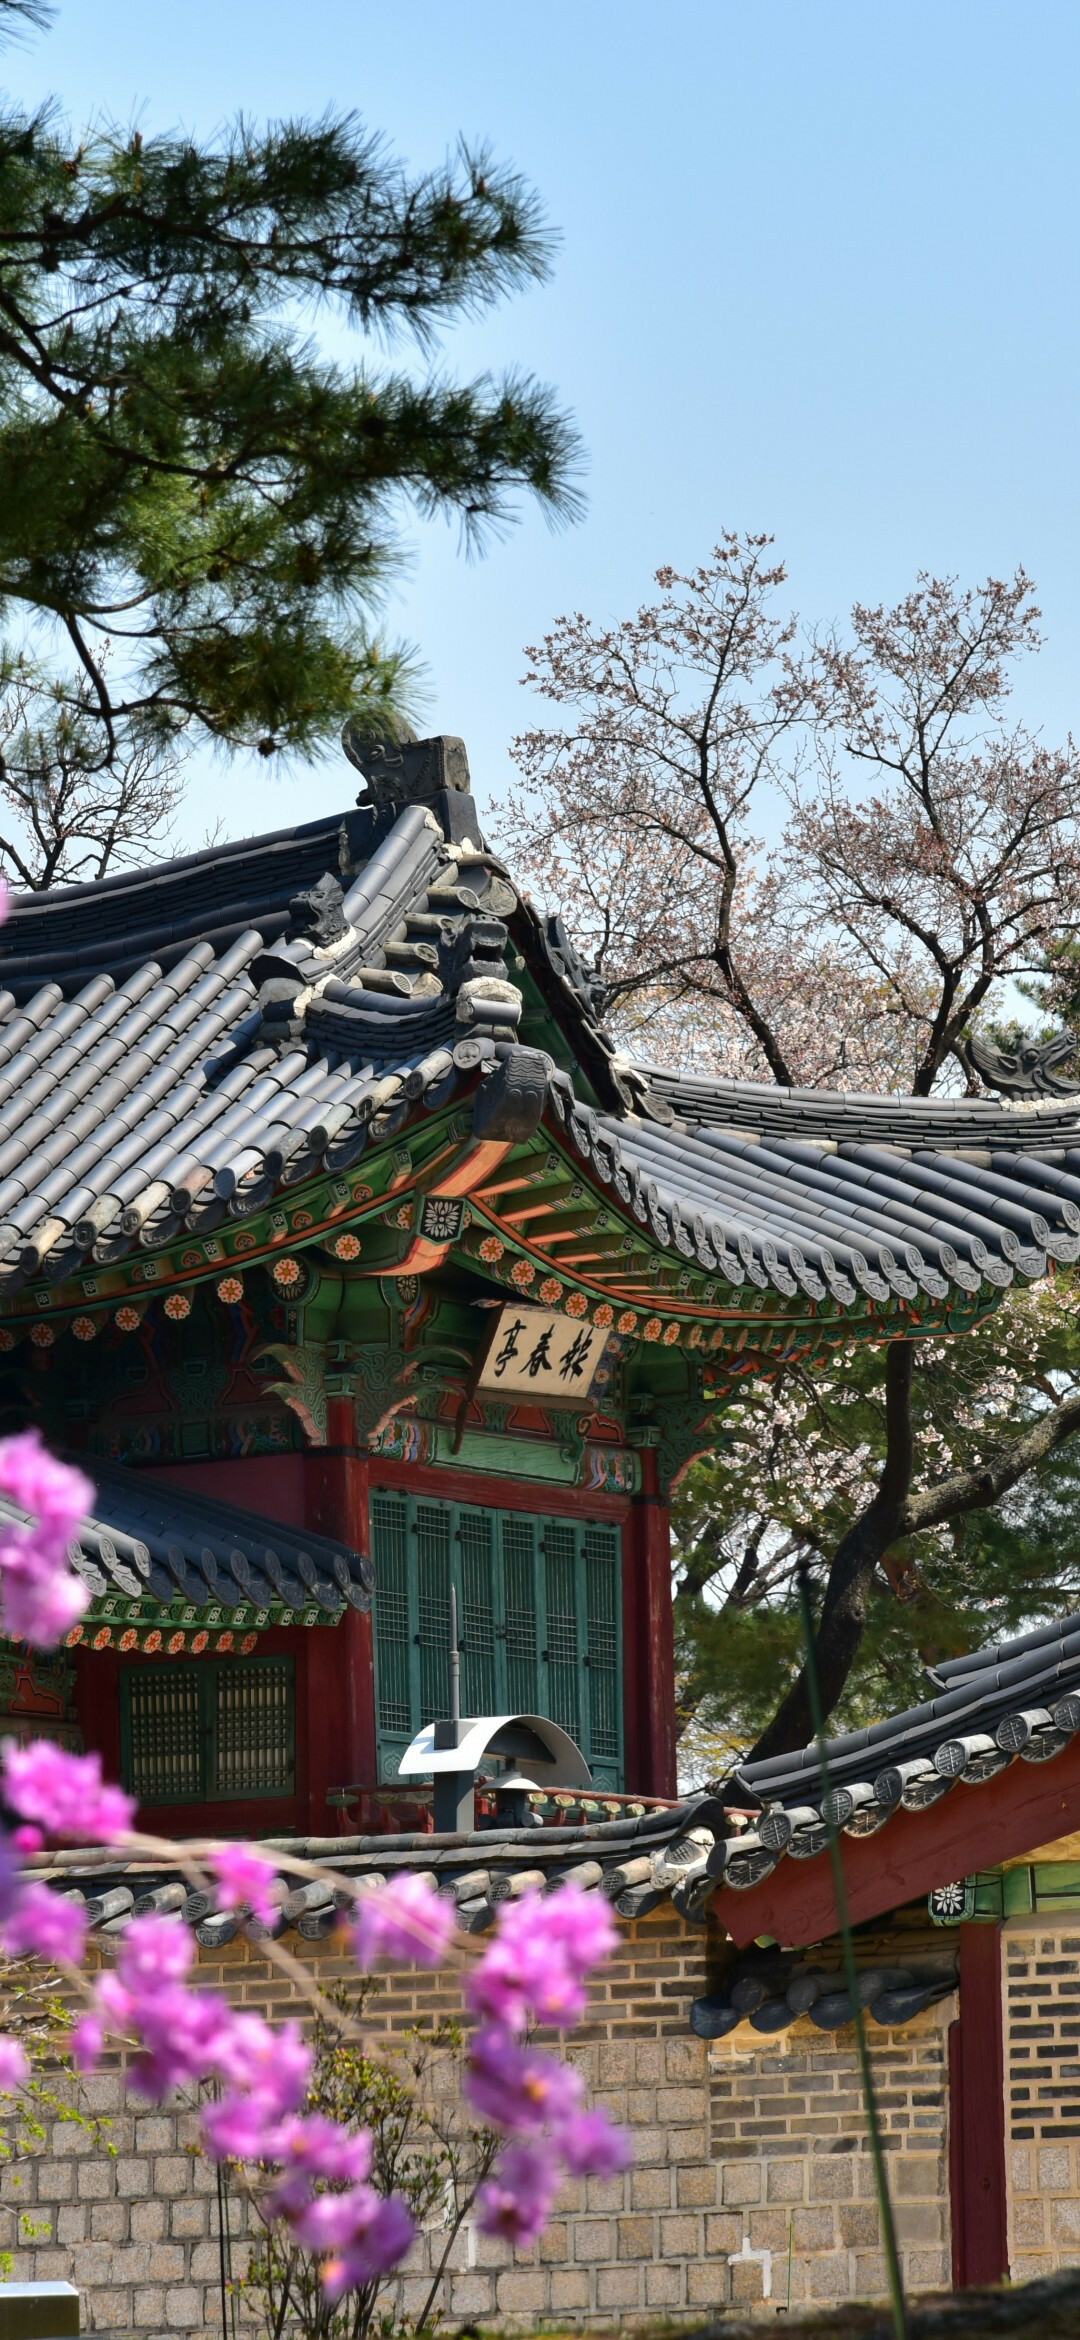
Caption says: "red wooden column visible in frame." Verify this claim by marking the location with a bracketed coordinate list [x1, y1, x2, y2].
[302, 1400, 378, 1829]
[949, 1923, 1009, 2287]
[624, 1449, 677, 1799]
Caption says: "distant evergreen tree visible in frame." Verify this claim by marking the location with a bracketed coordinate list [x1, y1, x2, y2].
[0, 0, 580, 880]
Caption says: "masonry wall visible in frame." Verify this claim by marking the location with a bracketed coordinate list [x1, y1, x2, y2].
[706, 2008, 953, 2313]
[0, 1908, 961, 2337]
[1005, 1915, 1080, 2279]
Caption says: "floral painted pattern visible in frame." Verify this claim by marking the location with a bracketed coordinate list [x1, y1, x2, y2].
[479, 1234, 505, 1264]
[115, 1306, 141, 1333]
[564, 1291, 589, 1318]
[216, 1276, 244, 1305]
[509, 1257, 536, 1289]
[71, 1317, 98, 1342]
[617, 1311, 638, 1334]
[163, 1293, 191, 1321]
[271, 1257, 303, 1289]
[333, 1234, 361, 1261]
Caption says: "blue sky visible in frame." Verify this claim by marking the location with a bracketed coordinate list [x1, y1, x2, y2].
[6, 0, 1080, 845]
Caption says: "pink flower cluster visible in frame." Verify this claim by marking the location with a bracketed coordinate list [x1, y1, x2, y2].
[72, 1914, 416, 2289]
[466, 1880, 617, 2031]
[298, 1869, 631, 2256]
[0, 1433, 92, 1650]
[2, 1741, 134, 1845]
[461, 1884, 630, 2247]
[350, 1871, 456, 1969]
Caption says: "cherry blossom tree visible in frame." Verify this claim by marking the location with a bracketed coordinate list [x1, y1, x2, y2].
[499, 540, 1080, 1760]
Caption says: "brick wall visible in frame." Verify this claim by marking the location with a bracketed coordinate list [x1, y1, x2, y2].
[706, 2009, 953, 2314]
[1005, 1918, 1080, 2278]
[0, 1909, 955, 2336]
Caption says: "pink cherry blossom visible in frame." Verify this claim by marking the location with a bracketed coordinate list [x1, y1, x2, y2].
[116, 1913, 195, 1991]
[290, 2183, 381, 2252]
[209, 1843, 280, 1927]
[2, 1880, 87, 1965]
[350, 1873, 455, 1970]
[215, 2012, 312, 2114]
[476, 2142, 560, 2247]
[321, 2195, 415, 2299]
[559, 2108, 633, 2178]
[0, 2035, 29, 2093]
[0, 1434, 93, 1651]
[70, 2015, 104, 2074]
[465, 2026, 585, 2137]
[468, 1882, 618, 2031]
[2, 1741, 134, 1844]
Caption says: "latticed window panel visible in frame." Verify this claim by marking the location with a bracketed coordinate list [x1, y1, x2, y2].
[371, 1491, 412, 1736]
[370, 1489, 623, 1786]
[120, 1660, 294, 1803]
[215, 1663, 293, 1797]
[542, 1521, 581, 1743]
[502, 1513, 540, 1718]
[124, 1667, 201, 1803]
[459, 1508, 497, 1716]
[585, 1526, 620, 1763]
[416, 1501, 451, 1723]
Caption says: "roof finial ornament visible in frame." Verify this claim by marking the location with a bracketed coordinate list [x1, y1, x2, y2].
[341, 721, 472, 810]
[960, 1029, 1080, 1099]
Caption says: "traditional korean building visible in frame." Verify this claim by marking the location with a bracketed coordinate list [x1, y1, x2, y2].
[8, 730, 1080, 2328]
[3, 726, 1080, 1838]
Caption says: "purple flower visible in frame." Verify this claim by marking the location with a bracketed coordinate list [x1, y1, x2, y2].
[203, 2092, 286, 2165]
[467, 1931, 587, 2033]
[216, 2013, 312, 2115]
[70, 2015, 104, 2074]
[127, 1986, 230, 2100]
[116, 1913, 195, 1992]
[2, 1880, 88, 1965]
[209, 1843, 280, 1927]
[559, 2108, 633, 2178]
[350, 1874, 455, 1971]
[476, 2142, 561, 2247]
[291, 2181, 379, 2251]
[0, 1435, 93, 1652]
[2, 1741, 134, 1845]
[497, 1882, 617, 1975]
[263, 2115, 374, 2211]
[465, 2026, 585, 2137]
[0, 2034, 29, 2093]
[321, 2195, 415, 2297]
[468, 1883, 618, 2032]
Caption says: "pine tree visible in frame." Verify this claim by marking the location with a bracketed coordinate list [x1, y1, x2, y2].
[0, 0, 581, 879]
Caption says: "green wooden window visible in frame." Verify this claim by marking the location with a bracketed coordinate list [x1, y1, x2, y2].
[371, 1491, 623, 1788]
[120, 1659, 295, 1803]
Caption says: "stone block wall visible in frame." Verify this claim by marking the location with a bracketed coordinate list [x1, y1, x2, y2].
[1006, 1917, 1080, 2278]
[705, 2009, 953, 2313]
[0, 1909, 955, 2335]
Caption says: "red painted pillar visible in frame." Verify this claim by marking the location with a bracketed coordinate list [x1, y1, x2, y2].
[301, 1402, 378, 1826]
[949, 1923, 1008, 2287]
[625, 1450, 677, 1799]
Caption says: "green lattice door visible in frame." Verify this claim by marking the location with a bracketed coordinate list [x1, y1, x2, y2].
[369, 1490, 623, 1789]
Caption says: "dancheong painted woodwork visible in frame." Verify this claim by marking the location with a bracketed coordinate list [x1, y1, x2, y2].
[6, 725, 1080, 1851]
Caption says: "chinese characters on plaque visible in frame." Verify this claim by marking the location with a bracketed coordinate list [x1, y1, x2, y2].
[477, 1304, 606, 1399]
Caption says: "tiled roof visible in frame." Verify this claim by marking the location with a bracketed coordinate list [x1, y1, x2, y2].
[0, 738, 1077, 1316]
[6, 1457, 374, 1624]
[706, 1605, 1080, 1897]
[21, 1793, 726, 1945]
